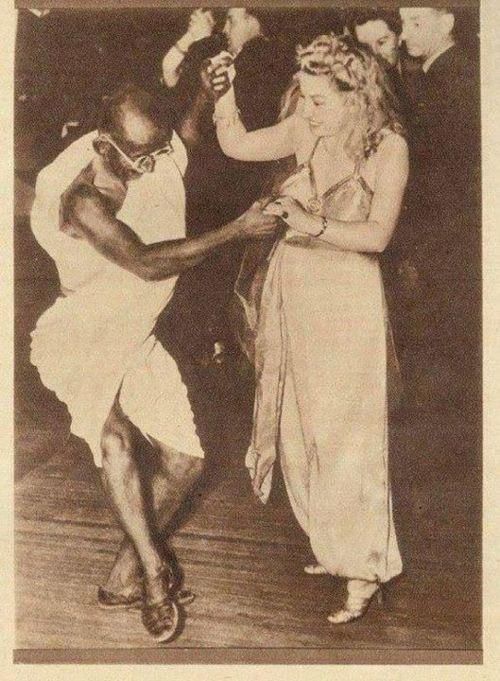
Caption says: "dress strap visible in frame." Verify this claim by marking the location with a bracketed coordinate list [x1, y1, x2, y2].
[306, 137, 322, 166]
[353, 154, 364, 179]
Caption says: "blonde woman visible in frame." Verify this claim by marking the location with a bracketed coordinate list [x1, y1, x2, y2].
[212, 34, 409, 624]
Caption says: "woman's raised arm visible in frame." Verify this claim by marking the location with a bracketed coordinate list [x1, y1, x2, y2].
[214, 86, 297, 162]
[265, 133, 409, 254]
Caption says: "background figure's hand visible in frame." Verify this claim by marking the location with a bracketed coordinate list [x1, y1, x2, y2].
[187, 8, 215, 42]
[237, 201, 283, 239]
[200, 61, 214, 95]
[203, 52, 235, 99]
[264, 196, 313, 234]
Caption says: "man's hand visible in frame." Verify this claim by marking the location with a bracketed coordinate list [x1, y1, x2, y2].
[172, 9, 215, 61]
[199, 61, 214, 96]
[186, 9, 215, 42]
[236, 201, 283, 239]
[202, 53, 235, 100]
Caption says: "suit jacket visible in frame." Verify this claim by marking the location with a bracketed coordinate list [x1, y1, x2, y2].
[408, 45, 480, 217]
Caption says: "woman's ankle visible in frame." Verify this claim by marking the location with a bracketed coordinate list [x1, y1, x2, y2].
[346, 579, 379, 605]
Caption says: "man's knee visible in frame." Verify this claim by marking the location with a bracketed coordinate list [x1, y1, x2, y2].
[159, 446, 204, 484]
[173, 452, 204, 483]
[175, 455, 204, 498]
[101, 426, 134, 471]
[189, 456, 204, 481]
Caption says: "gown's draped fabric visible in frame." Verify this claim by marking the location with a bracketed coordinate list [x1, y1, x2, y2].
[30, 131, 204, 465]
[245, 130, 403, 583]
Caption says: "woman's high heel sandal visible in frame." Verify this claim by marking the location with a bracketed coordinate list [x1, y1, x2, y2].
[304, 563, 329, 575]
[141, 563, 180, 643]
[327, 579, 383, 625]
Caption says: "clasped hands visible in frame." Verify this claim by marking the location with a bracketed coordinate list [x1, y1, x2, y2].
[201, 52, 235, 100]
[239, 197, 321, 241]
[263, 196, 324, 236]
[237, 201, 284, 240]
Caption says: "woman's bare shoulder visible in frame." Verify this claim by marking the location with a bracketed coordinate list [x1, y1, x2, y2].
[377, 130, 408, 158]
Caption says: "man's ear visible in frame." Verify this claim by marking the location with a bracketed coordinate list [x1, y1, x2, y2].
[247, 13, 261, 36]
[440, 11, 455, 37]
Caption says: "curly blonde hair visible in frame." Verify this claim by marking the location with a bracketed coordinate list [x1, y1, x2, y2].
[297, 33, 404, 158]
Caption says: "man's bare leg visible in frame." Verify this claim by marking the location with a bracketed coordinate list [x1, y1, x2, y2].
[100, 402, 184, 620]
[101, 440, 204, 599]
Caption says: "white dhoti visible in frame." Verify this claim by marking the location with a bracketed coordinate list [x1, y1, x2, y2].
[30, 131, 204, 465]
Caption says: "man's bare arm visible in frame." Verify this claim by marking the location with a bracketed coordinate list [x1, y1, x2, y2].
[60, 181, 278, 281]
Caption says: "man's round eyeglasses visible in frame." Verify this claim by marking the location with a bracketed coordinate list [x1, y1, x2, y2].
[101, 134, 174, 173]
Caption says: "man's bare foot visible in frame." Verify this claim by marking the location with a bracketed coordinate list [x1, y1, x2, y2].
[141, 563, 180, 643]
[99, 569, 195, 610]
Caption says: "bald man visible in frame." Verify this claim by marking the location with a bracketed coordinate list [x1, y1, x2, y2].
[30, 84, 280, 643]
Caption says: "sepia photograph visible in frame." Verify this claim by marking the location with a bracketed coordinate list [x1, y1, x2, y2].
[11, 0, 485, 666]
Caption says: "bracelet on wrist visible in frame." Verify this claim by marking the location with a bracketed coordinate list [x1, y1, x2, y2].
[212, 106, 241, 125]
[314, 216, 328, 237]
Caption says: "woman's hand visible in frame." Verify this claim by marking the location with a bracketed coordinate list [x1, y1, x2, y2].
[264, 196, 321, 236]
[187, 9, 215, 42]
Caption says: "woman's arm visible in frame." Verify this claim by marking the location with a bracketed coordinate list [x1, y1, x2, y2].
[162, 40, 191, 89]
[214, 86, 297, 162]
[268, 134, 409, 253]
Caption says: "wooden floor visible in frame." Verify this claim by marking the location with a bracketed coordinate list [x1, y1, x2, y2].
[15, 378, 482, 653]
[14, 216, 482, 657]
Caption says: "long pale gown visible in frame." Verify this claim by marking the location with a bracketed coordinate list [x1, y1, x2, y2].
[246, 131, 403, 584]
[30, 131, 204, 465]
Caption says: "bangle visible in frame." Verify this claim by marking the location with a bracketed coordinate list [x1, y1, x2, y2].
[314, 216, 328, 237]
[174, 41, 188, 56]
[212, 107, 241, 126]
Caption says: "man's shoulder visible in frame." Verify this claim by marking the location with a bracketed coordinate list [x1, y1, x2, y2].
[237, 36, 292, 74]
[238, 35, 272, 58]
[429, 44, 475, 80]
[35, 132, 98, 204]
[60, 168, 107, 218]
[185, 35, 223, 65]
[428, 44, 479, 108]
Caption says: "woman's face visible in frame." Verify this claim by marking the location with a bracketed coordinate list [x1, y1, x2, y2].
[298, 72, 349, 138]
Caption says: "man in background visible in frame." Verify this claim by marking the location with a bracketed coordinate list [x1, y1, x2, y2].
[158, 7, 294, 366]
[397, 6, 481, 412]
[346, 8, 417, 122]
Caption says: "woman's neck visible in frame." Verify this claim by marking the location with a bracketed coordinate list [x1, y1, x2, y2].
[321, 127, 354, 160]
